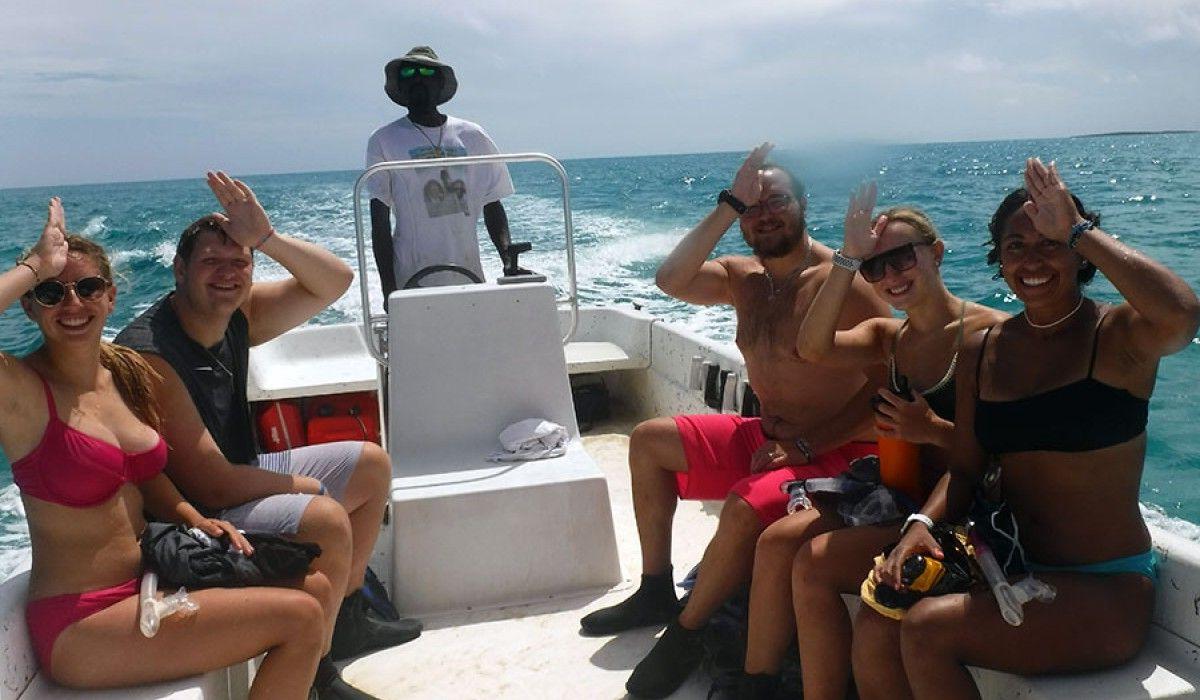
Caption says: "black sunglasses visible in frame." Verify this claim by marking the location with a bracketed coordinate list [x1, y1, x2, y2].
[860, 242, 932, 283]
[399, 66, 437, 78]
[29, 276, 110, 307]
[743, 194, 794, 218]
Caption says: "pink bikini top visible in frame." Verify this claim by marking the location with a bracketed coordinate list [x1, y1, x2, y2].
[11, 374, 167, 508]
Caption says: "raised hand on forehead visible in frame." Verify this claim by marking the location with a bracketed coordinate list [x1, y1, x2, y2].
[730, 142, 774, 205]
[1022, 157, 1081, 243]
[842, 181, 884, 259]
[31, 197, 70, 278]
[205, 171, 272, 248]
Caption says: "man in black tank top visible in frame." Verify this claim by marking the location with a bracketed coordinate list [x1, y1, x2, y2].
[119, 297, 257, 464]
[116, 172, 419, 699]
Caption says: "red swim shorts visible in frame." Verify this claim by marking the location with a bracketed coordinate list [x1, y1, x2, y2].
[673, 413, 877, 526]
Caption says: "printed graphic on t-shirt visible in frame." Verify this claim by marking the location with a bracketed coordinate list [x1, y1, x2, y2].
[409, 145, 471, 218]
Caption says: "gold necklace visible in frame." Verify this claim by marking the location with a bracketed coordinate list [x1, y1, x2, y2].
[413, 121, 446, 157]
[762, 238, 813, 300]
[1024, 296, 1084, 330]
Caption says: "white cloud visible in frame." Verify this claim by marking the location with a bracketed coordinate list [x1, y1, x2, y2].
[0, 0, 1196, 187]
[425, 0, 930, 47]
[946, 52, 1003, 74]
[982, 0, 1200, 43]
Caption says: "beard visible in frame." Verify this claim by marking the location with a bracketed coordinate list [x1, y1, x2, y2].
[746, 211, 806, 259]
[750, 227, 804, 258]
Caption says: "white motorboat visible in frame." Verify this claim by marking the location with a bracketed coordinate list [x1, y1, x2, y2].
[2, 154, 1199, 699]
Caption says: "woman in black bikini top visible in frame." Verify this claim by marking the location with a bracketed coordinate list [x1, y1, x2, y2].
[855, 158, 1200, 700]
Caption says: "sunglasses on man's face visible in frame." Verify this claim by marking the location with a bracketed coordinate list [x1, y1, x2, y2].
[860, 242, 932, 283]
[29, 276, 110, 307]
[742, 194, 794, 218]
[399, 66, 437, 78]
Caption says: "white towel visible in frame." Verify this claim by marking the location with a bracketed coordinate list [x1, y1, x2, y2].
[489, 418, 568, 462]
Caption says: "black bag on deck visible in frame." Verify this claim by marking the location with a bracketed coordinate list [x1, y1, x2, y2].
[140, 522, 321, 589]
[679, 566, 803, 699]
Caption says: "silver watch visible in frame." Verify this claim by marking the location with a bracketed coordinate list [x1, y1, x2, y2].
[832, 249, 862, 272]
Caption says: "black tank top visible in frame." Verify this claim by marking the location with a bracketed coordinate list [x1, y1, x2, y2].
[973, 307, 1148, 454]
[115, 294, 258, 465]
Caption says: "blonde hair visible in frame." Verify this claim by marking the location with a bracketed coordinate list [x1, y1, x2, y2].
[879, 207, 940, 244]
[64, 235, 163, 431]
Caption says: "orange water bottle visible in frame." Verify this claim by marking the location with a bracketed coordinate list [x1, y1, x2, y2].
[875, 375, 923, 503]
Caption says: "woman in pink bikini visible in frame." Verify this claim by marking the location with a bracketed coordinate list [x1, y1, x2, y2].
[1, 197, 325, 698]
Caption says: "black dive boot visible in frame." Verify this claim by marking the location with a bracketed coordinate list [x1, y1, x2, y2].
[580, 569, 679, 636]
[625, 618, 706, 698]
[313, 656, 380, 700]
[330, 590, 423, 661]
[736, 673, 780, 700]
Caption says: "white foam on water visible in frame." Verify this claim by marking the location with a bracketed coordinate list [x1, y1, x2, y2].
[503, 194, 645, 242]
[0, 484, 30, 582]
[1142, 502, 1200, 542]
[79, 215, 108, 237]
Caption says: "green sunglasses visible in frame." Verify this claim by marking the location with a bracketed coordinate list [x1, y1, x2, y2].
[399, 66, 437, 78]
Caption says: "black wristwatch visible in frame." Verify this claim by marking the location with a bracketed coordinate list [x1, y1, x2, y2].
[718, 189, 747, 215]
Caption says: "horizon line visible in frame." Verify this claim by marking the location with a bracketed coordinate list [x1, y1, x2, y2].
[2, 129, 1196, 193]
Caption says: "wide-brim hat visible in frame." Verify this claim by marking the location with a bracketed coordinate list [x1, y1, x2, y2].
[385, 45, 458, 107]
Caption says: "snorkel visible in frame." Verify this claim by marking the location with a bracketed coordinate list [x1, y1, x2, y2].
[968, 528, 1056, 626]
[139, 570, 199, 638]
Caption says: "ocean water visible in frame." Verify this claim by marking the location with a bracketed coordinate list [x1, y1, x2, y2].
[1, 133, 1198, 577]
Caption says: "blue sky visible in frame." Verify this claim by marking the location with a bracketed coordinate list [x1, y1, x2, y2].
[2, 0, 1198, 188]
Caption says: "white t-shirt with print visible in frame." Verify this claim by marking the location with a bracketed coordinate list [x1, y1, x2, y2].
[365, 116, 515, 288]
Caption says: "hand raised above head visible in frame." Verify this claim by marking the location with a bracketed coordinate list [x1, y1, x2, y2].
[206, 171, 273, 249]
[28, 197, 70, 278]
[1021, 157, 1082, 243]
[842, 181, 882, 259]
[730, 142, 774, 206]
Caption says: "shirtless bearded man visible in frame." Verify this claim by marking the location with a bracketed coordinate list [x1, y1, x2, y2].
[580, 143, 890, 698]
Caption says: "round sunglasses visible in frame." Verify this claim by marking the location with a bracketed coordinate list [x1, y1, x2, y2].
[399, 66, 437, 78]
[860, 242, 932, 283]
[28, 276, 110, 307]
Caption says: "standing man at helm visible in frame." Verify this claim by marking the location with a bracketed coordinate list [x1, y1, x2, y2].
[367, 45, 522, 294]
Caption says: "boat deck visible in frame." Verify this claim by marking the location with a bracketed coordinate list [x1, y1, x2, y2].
[343, 418, 722, 699]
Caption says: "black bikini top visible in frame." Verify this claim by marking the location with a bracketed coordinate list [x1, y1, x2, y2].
[973, 308, 1148, 454]
[888, 300, 964, 423]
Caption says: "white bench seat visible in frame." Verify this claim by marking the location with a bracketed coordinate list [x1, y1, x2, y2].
[1, 568, 249, 700]
[972, 628, 1200, 698]
[21, 670, 237, 700]
[246, 323, 379, 402]
[563, 340, 647, 374]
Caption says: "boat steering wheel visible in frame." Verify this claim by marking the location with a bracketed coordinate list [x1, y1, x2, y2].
[403, 265, 484, 289]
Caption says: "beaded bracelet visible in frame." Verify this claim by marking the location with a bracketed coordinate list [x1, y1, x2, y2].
[1068, 219, 1095, 249]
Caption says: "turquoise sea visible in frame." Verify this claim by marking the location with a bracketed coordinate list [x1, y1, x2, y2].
[1, 133, 1198, 576]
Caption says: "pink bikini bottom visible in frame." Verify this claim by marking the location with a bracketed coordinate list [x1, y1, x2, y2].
[26, 577, 139, 675]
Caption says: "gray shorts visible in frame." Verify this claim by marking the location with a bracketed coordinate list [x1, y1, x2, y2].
[217, 441, 365, 536]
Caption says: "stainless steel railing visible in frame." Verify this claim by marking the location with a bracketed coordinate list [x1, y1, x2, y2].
[352, 153, 579, 367]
